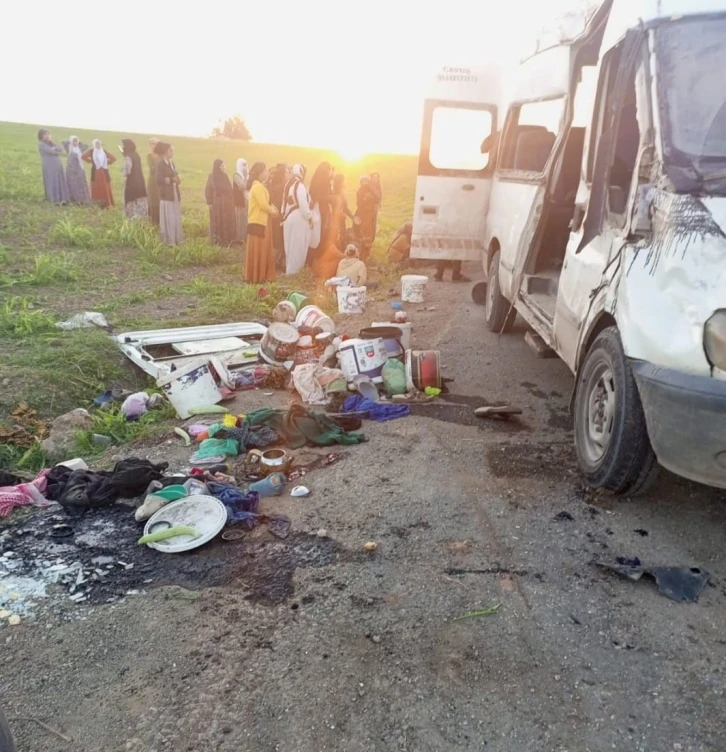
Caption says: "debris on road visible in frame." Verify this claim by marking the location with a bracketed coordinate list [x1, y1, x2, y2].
[56, 311, 108, 330]
[596, 557, 710, 602]
[454, 604, 501, 620]
[474, 405, 523, 420]
[363, 541, 378, 552]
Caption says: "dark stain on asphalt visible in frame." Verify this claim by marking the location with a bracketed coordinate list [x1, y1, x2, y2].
[521, 381, 549, 399]
[486, 443, 575, 478]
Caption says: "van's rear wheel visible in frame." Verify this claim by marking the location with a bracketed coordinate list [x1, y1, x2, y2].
[574, 327, 659, 495]
[485, 251, 516, 333]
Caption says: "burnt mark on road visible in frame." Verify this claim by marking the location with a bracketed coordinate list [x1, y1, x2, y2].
[486, 443, 576, 478]
[412, 394, 529, 433]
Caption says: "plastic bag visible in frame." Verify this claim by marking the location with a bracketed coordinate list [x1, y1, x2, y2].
[382, 359, 407, 396]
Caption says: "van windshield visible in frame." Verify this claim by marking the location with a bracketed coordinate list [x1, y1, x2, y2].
[656, 16, 726, 193]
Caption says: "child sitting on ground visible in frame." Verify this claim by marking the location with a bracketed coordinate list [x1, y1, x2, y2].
[336, 244, 367, 287]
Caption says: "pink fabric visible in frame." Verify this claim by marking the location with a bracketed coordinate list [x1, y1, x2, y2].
[0, 469, 51, 517]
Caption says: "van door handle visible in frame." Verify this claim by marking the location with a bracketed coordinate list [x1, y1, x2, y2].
[462, 184, 475, 191]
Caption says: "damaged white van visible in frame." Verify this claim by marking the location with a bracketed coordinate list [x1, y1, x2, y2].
[412, 0, 726, 494]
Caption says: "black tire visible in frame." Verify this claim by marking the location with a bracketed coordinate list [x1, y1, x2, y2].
[574, 327, 659, 496]
[485, 251, 516, 333]
[0, 708, 17, 752]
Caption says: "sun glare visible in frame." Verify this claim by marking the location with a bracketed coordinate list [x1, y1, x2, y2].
[337, 144, 367, 163]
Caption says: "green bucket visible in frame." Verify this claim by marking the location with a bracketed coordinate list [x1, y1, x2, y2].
[287, 291, 310, 312]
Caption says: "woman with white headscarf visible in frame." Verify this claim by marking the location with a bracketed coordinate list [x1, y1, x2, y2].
[82, 138, 116, 207]
[281, 164, 313, 275]
[62, 135, 89, 204]
[233, 158, 249, 243]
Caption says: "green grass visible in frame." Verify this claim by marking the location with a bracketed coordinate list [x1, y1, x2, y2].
[0, 119, 418, 466]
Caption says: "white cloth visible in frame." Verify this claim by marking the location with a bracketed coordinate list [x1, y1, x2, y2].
[67, 135, 83, 162]
[309, 203, 321, 250]
[235, 158, 248, 185]
[283, 181, 312, 275]
[92, 139, 108, 170]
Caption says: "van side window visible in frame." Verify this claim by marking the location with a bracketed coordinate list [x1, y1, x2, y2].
[499, 98, 565, 174]
[607, 67, 640, 216]
[428, 106, 493, 171]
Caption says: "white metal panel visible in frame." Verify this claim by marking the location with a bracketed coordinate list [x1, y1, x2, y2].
[509, 46, 572, 103]
[426, 65, 503, 106]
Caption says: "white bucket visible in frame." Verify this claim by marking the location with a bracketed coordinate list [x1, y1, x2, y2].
[371, 321, 412, 350]
[338, 338, 388, 384]
[401, 274, 428, 303]
[157, 360, 222, 419]
[336, 286, 367, 315]
[296, 304, 335, 333]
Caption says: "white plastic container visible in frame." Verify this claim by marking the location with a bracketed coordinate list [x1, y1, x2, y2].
[338, 338, 388, 384]
[401, 274, 429, 303]
[336, 286, 367, 314]
[156, 360, 222, 419]
[371, 321, 412, 350]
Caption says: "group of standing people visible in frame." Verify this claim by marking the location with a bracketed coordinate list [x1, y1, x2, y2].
[38, 127, 383, 282]
[37, 129, 183, 245]
[218, 159, 382, 284]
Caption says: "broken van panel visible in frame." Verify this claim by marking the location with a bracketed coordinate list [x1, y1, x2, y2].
[114, 323, 267, 379]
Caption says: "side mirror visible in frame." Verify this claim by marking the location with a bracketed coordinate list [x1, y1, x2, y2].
[480, 135, 492, 154]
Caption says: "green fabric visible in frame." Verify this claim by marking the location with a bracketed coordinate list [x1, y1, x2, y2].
[382, 359, 407, 396]
[246, 405, 366, 449]
[197, 437, 240, 457]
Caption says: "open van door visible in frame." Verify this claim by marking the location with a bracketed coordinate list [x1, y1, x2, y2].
[411, 66, 502, 262]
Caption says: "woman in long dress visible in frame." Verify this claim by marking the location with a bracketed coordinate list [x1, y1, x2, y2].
[370, 172, 382, 240]
[37, 129, 69, 204]
[146, 138, 160, 225]
[120, 139, 148, 220]
[268, 163, 289, 272]
[332, 173, 355, 249]
[205, 159, 235, 245]
[233, 158, 249, 243]
[62, 135, 89, 204]
[281, 164, 312, 275]
[82, 139, 116, 207]
[310, 174, 345, 281]
[244, 162, 278, 283]
[155, 141, 184, 245]
[307, 161, 333, 260]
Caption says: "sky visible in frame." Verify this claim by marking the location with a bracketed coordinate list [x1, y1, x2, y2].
[0, 0, 596, 155]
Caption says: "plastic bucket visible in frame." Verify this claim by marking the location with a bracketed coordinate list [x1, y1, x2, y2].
[405, 349, 441, 391]
[371, 320, 412, 350]
[336, 286, 367, 314]
[260, 322, 299, 366]
[157, 360, 222, 419]
[296, 304, 335, 333]
[287, 292, 310, 312]
[338, 338, 388, 384]
[401, 274, 429, 303]
[359, 326, 404, 361]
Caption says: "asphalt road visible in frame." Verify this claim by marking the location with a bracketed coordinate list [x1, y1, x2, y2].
[4, 273, 726, 752]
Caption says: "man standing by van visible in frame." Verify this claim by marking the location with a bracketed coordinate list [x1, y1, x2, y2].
[434, 260, 469, 282]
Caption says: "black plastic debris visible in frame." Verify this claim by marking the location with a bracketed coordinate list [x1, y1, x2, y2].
[553, 511, 574, 522]
[596, 557, 710, 602]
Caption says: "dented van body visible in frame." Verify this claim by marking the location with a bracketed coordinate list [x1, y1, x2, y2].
[414, 0, 726, 492]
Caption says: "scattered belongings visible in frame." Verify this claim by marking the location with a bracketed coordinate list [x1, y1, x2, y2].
[596, 557, 710, 602]
[471, 281, 488, 305]
[56, 311, 108, 330]
[342, 395, 410, 423]
[291, 485, 310, 497]
[474, 405, 523, 420]
[0, 469, 51, 518]
[363, 541, 378, 552]
[401, 274, 429, 303]
[140, 496, 227, 553]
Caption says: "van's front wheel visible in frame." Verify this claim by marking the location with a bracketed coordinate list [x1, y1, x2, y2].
[574, 327, 659, 495]
[485, 251, 516, 333]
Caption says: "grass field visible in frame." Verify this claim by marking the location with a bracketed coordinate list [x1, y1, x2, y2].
[0, 120, 418, 467]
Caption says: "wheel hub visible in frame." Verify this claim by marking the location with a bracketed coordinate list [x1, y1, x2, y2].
[582, 363, 615, 464]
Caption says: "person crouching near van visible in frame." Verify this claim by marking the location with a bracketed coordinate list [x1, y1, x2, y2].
[337, 244, 367, 287]
[434, 259, 469, 283]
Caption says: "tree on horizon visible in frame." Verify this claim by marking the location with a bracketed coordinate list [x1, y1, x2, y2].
[212, 115, 252, 141]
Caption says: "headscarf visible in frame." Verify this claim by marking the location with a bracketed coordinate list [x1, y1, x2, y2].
[120, 139, 137, 157]
[247, 162, 266, 190]
[292, 164, 306, 181]
[154, 141, 171, 157]
[149, 137, 158, 152]
[211, 159, 232, 193]
[360, 175, 370, 185]
[68, 135, 83, 161]
[92, 139, 108, 170]
[37, 128, 50, 142]
[236, 158, 248, 182]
